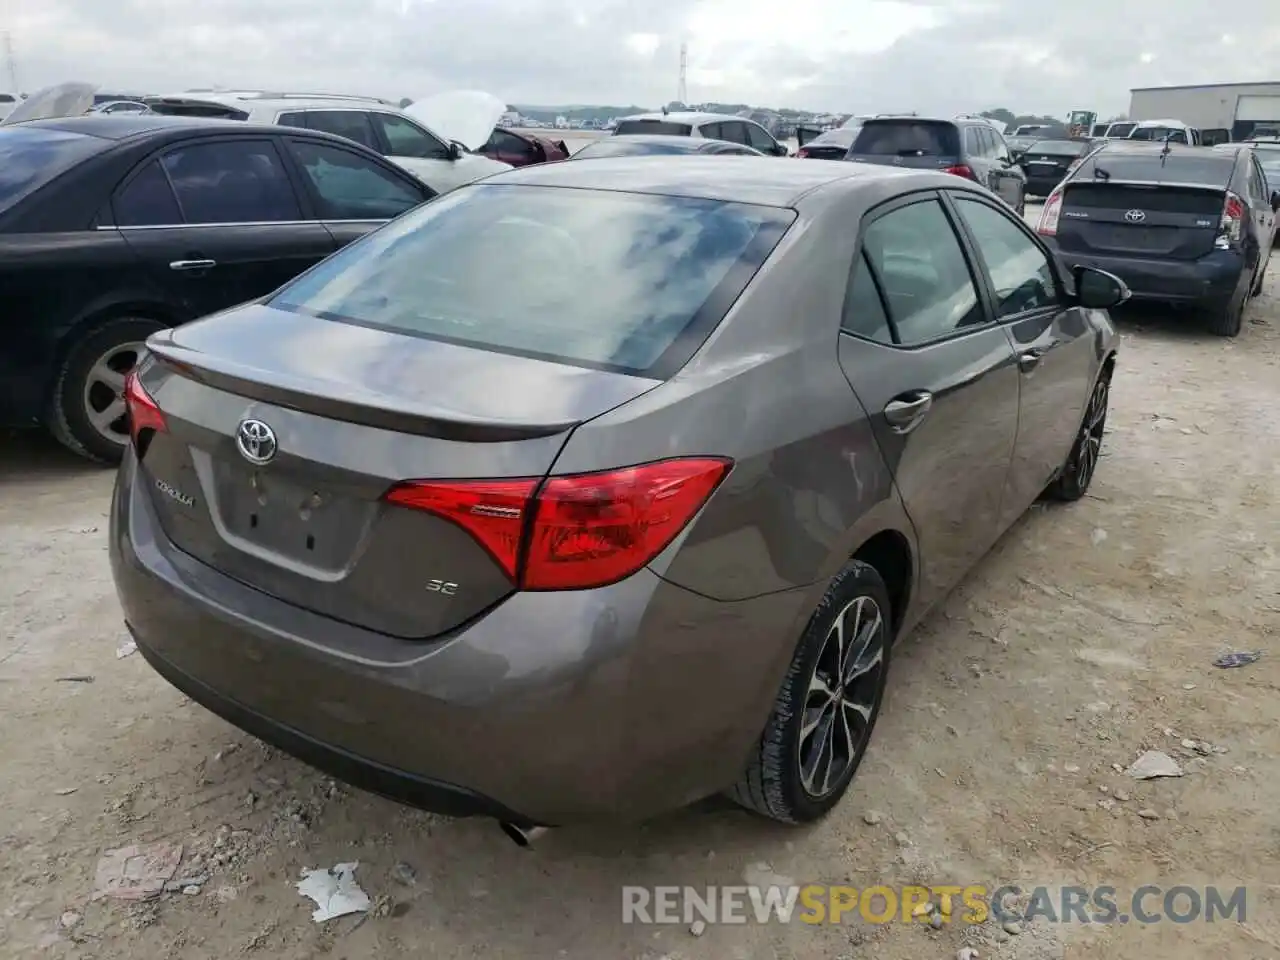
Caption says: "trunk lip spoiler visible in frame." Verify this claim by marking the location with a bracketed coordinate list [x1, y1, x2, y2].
[147, 341, 584, 442]
[1066, 177, 1230, 192]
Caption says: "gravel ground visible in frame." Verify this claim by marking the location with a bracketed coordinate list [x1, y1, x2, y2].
[1, 234, 1277, 959]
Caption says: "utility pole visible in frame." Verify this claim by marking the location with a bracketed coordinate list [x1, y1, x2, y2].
[2, 32, 17, 93]
[677, 42, 688, 106]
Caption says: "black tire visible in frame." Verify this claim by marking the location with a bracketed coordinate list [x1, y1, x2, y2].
[48, 317, 165, 464]
[728, 560, 892, 824]
[1206, 294, 1245, 337]
[1045, 366, 1110, 502]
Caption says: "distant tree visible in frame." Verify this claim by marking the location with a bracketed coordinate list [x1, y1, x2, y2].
[398, 97, 413, 108]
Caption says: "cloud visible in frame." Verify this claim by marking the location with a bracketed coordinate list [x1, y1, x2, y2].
[8, 0, 1280, 117]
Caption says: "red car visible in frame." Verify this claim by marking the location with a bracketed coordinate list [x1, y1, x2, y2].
[479, 128, 570, 166]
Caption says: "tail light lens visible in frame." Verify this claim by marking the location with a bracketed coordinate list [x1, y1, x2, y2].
[123, 372, 167, 445]
[383, 457, 732, 591]
[943, 164, 978, 181]
[1037, 188, 1064, 236]
[796, 148, 811, 158]
[1217, 191, 1245, 247]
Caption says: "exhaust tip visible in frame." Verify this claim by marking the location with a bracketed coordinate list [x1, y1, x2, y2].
[499, 822, 549, 847]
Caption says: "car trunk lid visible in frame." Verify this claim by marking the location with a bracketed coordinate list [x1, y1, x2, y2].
[1056, 181, 1227, 260]
[134, 304, 659, 639]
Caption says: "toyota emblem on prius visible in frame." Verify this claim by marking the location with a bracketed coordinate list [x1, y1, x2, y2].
[236, 419, 278, 465]
[1124, 209, 1146, 223]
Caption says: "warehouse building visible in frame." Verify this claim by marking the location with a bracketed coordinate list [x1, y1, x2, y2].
[1129, 81, 1280, 140]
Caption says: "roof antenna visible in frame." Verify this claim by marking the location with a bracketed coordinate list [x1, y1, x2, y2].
[1159, 133, 1173, 165]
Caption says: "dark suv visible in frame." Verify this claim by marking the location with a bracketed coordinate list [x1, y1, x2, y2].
[1036, 141, 1279, 336]
[845, 116, 1027, 214]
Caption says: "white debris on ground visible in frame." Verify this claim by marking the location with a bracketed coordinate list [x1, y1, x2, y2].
[295, 862, 371, 922]
[91, 842, 183, 901]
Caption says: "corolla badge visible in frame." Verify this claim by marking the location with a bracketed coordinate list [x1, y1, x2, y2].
[235, 418, 278, 465]
[1123, 209, 1146, 223]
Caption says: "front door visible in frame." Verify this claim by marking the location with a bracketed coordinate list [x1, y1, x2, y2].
[946, 192, 1097, 525]
[113, 138, 335, 320]
[837, 194, 1020, 612]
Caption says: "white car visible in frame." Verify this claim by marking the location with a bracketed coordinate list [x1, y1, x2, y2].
[611, 111, 790, 156]
[144, 89, 511, 193]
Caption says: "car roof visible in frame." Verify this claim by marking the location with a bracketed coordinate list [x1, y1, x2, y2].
[147, 92, 396, 113]
[487, 154, 925, 207]
[619, 111, 746, 125]
[17, 114, 258, 140]
[1096, 140, 1227, 157]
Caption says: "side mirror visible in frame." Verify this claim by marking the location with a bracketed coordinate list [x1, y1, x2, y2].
[1271, 190, 1280, 213]
[1073, 265, 1130, 309]
[772, 142, 789, 157]
[448, 141, 465, 161]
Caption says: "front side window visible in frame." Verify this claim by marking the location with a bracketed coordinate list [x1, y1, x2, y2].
[372, 113, 450, 160]
[860, 199, 984, 344]
[744, 122, 777, 152]
[269, 184, 794, 376]
[953, 196, 1059, 317]
[287, 139, 427, 220]
[161, 140, 301, 223]
[302, 110, 378, 150]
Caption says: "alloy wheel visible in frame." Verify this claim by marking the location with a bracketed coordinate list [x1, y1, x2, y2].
[81, 341, 146, 446]
[1074, 376, 1109, 489]
[798, 595, 887, 799]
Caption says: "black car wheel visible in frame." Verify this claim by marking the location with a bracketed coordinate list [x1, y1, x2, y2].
[729, 560, 891, 823]
[1206, 293, 1245, 338]
[49, 317, 165, 464]
[1046, 367, 1110, 502]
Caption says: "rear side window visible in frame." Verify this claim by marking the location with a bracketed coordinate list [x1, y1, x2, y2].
[613, 119, 693, 137]
[841, 253, 892, 343]
[1079, 152, 1234, 186]
[161, 140, 302, 223]
[963, 126, 982, 156]
[114, 161, 182, 226]
[268, 184, 794, 377]
[953, 197, 1059, 317]
[1106, 122, 1136, 138]
[287, 139, 428, 219]
[302, 110, 378, 150]
[277, 111, 307, 129]
[0, 127, 104, 211]
[851, 121, 961, 158]
[860, 199, 984, 344]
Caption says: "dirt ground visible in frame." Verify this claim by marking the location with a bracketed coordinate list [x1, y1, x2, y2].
[2, 243, 1278, 959]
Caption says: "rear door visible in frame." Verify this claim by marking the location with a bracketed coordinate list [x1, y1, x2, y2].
[114, 136, 336, 320]
[947, 191, 1095, 522]
[836, 193, 1020, 611]
[282, 136, 435, 250]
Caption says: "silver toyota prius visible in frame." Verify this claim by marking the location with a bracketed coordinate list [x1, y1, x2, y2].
[110, 156, 1125, 838]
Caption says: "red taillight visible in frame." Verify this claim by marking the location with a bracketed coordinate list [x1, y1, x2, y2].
[123, 371, 166, 445]
[943, 164, 978, 181]
[796, 148, 811, 158]
[383, 457, 732, 591]
[1037, 188, 1064, 236]
[1219, 191, 1245, 245]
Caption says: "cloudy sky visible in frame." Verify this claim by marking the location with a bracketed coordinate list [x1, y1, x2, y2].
[9, 0, 1280, 116]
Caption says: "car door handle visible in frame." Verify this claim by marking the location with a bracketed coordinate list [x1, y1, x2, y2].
[883, 392, 933, 433]
[1018, 349, 1045, 372]
[169, 259, 217, 271]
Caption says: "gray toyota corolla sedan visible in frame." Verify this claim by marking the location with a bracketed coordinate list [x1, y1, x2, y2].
[110, 156, 1126, 838]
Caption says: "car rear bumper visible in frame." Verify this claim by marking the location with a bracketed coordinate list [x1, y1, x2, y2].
[109, 450, 809, 825]
[1046, 244, 1246, 306]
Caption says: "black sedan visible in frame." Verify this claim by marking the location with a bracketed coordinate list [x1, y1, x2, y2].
[795, 126, 859, 160]
[571, 134, 763, 159]
[0, 115, 436, 462]
[1016, 138, 1096, 197]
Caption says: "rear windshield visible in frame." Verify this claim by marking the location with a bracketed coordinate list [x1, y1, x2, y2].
[1025, 140, 1087, 156]
[850, 120, 960, 157]
[1106, 123, 1137, 137]
[147, 99, 248, 120]
[575, 138, 699, 157]
[0, 126, 104, 210]
[612, 119, 693, 137]
[1078, 152, 1234, 186]
[269, 184, 794, 377]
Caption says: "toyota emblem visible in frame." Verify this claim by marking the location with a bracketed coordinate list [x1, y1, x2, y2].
[235, 418, 278, 465]
[1123, 209, 1146, 223]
